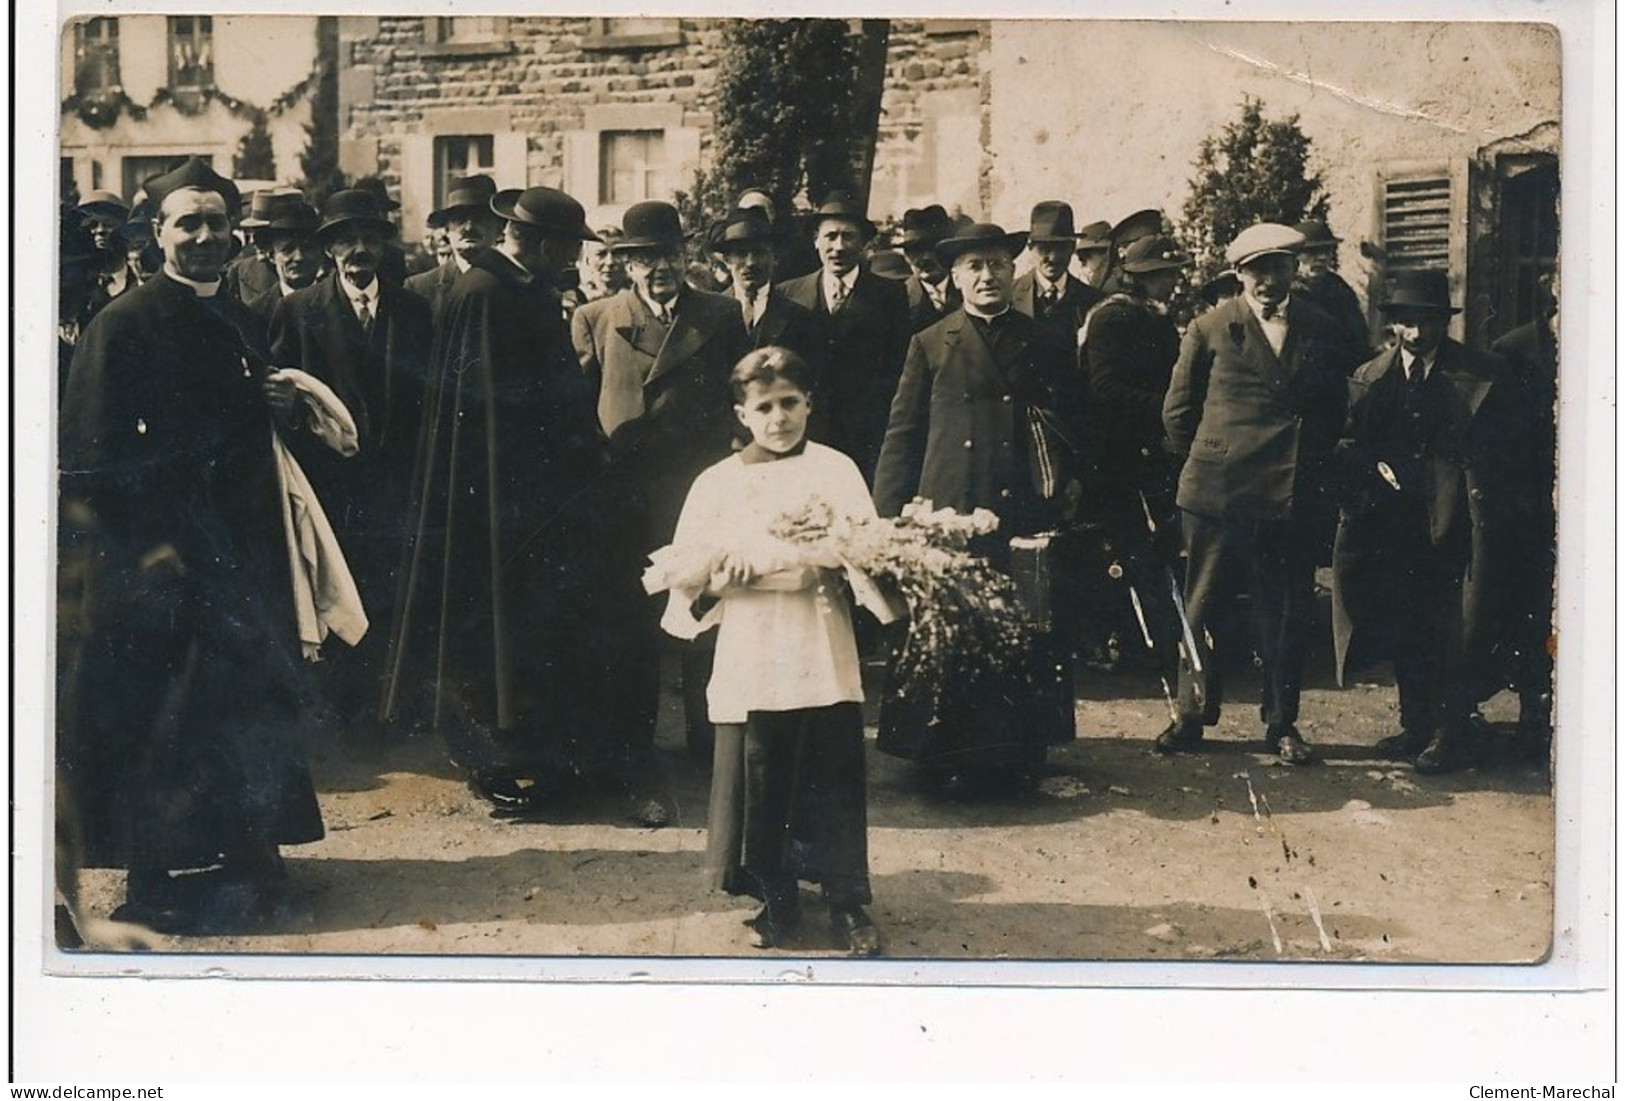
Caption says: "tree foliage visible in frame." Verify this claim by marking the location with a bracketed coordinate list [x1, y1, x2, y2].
[1179, 97, 1330, 284]
[233, 113, 276, 181]
[680, 19, 863, 227]
[296, 16, 346, 206]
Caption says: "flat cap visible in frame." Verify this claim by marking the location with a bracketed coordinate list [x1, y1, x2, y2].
[1225, 222, 1305, 268]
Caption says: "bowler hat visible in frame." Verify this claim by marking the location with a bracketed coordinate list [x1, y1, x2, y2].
[1379, 269, 1460, 315]
[1225, 222, 1304, 268]
[427, 175, 498, 228]
[490, 187, 600, 242]
[707, 206, 781, 254]
[868, 250, 913, 281]
[315, 189, 398, 244]
[935, 222, 1028, 263]
[1027, 200, 1078, 244]
[143, 155, 242, 218]
[897, 204, 955, 250]
[76, 190, 129, 224]
[1075, 220, 1113, 252]
[808, 191, 877, 240]
[1294, 218, 1340, 250]
[1120, 235, 1189, 274]
[612, 201, 686, 253]
[352, 176, 402, 213]
[1112, 209, 1164, 248]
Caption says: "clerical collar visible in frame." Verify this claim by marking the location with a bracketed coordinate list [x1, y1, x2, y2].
[163, 265, 222, 298]
[963, 304, 1012, 323]
[740, 436, 809, 464]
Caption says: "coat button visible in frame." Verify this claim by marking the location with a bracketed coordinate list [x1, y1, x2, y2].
[1000, 488, 1012, 499]
[964, 439, 974, 450]
[1002, 394, 1012, 403]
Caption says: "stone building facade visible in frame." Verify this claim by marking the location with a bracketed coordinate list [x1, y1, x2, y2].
[58, 15, 320, 202]
[333, 16, 990, 240]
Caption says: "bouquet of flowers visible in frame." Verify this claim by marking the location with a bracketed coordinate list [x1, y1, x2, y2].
[769, 497, 1035, 709]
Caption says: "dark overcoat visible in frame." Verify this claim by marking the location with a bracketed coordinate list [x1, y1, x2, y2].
[1013, 269, 1102, 348]
[746, 289, 838, 447]
[1080, 292, 1181, 494]
[869, 306, 1078, 764]
[384, 251, 603, 754]
[267, 272, 433, 609]
[777, 267, 912, 482]
[904, 274, 960, 334]
[572, 285, 750, 548]
[403, 258, 462, 321]
[58, 274, 324, 868]
[1331, 340, 1517, 685]
[1296, 268, 1371, 361]
[1163, 294, 1354, 522]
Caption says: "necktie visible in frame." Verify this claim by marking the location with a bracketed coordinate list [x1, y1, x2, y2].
[1261, 302, 1278, 321]
[829, 280, 848, 314]
[1044, 286, 1060, 310]
[742, 296, 756, 333]
[356, 298, 373, 336]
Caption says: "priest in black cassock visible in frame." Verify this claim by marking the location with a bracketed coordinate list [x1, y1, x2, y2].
[58, 157, 325, 935]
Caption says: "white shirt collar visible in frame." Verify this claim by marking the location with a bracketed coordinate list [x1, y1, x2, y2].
[340, 274, 380, 305]
[1034, 270, 1065, 297]
[1245, 291, 1290, 323]
[823, 265, 860, 299]
[453, 253, 472, 273]
[1401, 347, 1437, 379]
[639, 286, 679, 321]
[163, 265, 222, 298]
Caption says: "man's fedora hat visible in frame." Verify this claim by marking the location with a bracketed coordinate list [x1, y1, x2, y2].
[352, 176, 402, 213]
[76, 190, 130, 224]
[1379, 268, 1460, 315]
[1120, 235, 1190, 274]
[1112, 209, 1164, 249]
[1225, 222, 1305, 268]
[427, 175, 498, 228]
[315, 189, 399, 244]
[1027, 200, 1079, 244]
[143, 156, 242, 217]
[1294, 218, 1341, 250]
[612, 200, 686, 253]
[935, 222, 1029, 263]
[1075, 220, 1114, 252]
[490, 187, 600, 242]
[707, 206, 781, 254]
[808, 191, 877, 240]
[897, 204, 955, 250]
[868, 250, 913, 281]
[253, 199, 321, 241]
[60, 208, 104, 266]
[239, 187, 304, 228]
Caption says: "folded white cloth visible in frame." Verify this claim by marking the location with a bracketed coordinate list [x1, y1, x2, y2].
[271, 429, 367, 660]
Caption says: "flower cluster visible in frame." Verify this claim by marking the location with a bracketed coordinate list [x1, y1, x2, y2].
[770, 497, 1034, 709]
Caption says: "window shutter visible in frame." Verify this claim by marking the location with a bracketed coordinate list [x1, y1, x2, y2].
[1380, 174, 1451, 272]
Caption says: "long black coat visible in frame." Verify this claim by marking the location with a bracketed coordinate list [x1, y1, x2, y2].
[403, 258, 461, 321]
[1331, 340, 1517, 685]
[1163, 294, 1355, 522]
[385, 251, 603, 753]
[1080, 292, 1182, 495]
[268, 272, 433, 612]
[778, 268, 912, 482]
[58, 274, 323, 868]
[1013, 270, 1102, 349]
[746, 288, 837, 447]
[1296, 268, 1371, 362]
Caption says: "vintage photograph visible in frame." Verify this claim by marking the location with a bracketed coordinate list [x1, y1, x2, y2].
[50, 14, 1561, 968]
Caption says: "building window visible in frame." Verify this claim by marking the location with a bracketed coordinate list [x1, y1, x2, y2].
[124, 154, 210, 204]
[168, 16, 214, 91]
[433, 135, 496, 210]
[1379, 174, 1451, 273]
[425, 17, 509, 44]
[584, 18, 683, 51]
[599, 130, 666, 205]
[72, 17, 120, 98]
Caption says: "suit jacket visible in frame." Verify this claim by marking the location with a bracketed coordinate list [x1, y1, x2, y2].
[1081, 292, 1182, 491]
[244, 283, 288, 327]
[1331, 339, 1516, 683]
[572, 285, 749, 546]
[1013, 270, 1103, 348]
[872, 307, 1076, 536]
[777, 267, 912, 481]
[225, 250, 278, 307]
[1163, 294, 1355, 521]
[905, 274, 960, 334]
[403, 258, 462, 320]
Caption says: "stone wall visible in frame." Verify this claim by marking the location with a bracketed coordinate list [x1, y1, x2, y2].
[869, 20, 989, 221]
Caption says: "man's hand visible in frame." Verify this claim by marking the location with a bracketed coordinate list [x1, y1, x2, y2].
[262, 370, 301, 415]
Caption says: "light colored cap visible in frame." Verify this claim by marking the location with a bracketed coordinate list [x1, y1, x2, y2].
[1225, 222, 1305, 268]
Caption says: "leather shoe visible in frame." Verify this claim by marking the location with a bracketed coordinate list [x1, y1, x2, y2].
[830, 906, 881, 957]
[470, 773, 536, 813]
[1413, 728, 1459, 775]
[744, 903, 799, 949]
[1266, 725, 1318, 765]
[1154, 720, 1203, 755]
[1374, 730, 1429, 759]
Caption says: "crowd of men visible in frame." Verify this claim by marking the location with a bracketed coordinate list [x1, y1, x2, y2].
[55, 156, 1557, 937]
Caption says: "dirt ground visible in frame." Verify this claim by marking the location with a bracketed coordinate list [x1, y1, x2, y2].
[65, 619, 1554, 968]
